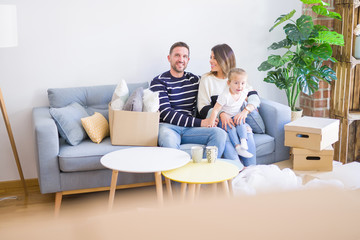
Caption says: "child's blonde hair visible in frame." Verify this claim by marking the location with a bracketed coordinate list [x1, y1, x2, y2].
[228, 68, 247, 82]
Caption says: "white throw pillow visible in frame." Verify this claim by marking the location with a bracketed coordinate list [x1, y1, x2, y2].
[143, 88, 159, 112]
[111, 79, 129, 110]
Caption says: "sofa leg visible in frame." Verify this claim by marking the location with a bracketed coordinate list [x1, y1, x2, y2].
[54, 192, 62, 217]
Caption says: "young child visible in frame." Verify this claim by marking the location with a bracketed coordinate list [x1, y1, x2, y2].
[208, 68, 253, 158]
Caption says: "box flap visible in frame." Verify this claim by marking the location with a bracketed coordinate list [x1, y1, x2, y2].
[284, 116, 339, 134]
[292, 145, 334, 155]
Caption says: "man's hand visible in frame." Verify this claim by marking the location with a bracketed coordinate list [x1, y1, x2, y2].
[201, 118, 218, 128]
[234, 109, 248, 125]
[219, 112, 234, 131]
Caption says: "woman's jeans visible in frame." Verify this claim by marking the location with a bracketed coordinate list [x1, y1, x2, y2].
[218, 119, 256, 166]
[158, 123, 227, 158]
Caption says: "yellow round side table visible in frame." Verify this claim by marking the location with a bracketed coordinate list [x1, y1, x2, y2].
[162, 159, 239, 202]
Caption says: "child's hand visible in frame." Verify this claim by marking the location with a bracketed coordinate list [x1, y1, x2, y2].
[234, 110, 248, 125]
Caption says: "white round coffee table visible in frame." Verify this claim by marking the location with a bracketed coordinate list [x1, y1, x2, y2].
[100, 147, 190, 209]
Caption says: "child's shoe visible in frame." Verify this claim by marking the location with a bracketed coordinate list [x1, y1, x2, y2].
[240, 138, 248, 150]
[235, 145, 253, 158]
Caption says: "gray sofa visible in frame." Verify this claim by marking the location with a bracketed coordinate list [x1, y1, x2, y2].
[32, 82, 291, 210]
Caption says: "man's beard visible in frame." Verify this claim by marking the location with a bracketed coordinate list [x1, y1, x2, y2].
[171, 62, 186, 73]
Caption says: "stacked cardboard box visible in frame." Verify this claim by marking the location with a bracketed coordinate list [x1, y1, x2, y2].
[284, 116, 339, 171]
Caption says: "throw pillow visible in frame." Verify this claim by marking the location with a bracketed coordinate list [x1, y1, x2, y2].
[49, 102, 89, 146]
[143, 88, 159, 112]
[81, 112, 109, 144]
[241, 103, 266, 134]
[123, 87, 144, 112]
[111, 79, 129, 110]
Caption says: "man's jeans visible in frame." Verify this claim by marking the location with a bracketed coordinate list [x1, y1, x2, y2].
[158, 123, 227, 158]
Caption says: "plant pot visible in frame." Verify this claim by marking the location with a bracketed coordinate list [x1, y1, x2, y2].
[355, 35, 360, 59]
[291, 108, 303, 121]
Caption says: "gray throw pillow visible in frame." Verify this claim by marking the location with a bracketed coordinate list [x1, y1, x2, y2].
[49, 102, 89, 146]
[123, 87, 144, 112]
[241, 103, 266, 134]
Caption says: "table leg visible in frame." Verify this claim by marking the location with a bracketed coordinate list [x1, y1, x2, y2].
[154, 172, 163, 206]
[195, 184, 201, 200]
[222, 181, 230, 198]
[212, 183, 217, 197]
[108, 170, 119, 210]
[188, 184, 196, 203]
[165, 177, 173, 201]
[180, 183, 187, 202]
[228, 179, 233, 196]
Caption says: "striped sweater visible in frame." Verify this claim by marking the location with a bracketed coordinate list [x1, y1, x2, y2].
[150, 71, 202, 127]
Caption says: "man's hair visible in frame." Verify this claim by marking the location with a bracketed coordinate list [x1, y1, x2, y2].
[228, 68, 247, 82]
[211, 44, 236, 77]
[169, 42, 190, 55]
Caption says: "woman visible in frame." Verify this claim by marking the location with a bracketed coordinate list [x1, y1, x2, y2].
[198, 44, 260, 166]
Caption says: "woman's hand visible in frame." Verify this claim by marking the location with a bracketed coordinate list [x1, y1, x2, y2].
[234, 109, 248, 125]
[219, 112, 234, 131]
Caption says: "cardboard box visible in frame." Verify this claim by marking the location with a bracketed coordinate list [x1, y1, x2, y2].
[284, 116, 339, 151]
[109, 106, 160, 146]
[292, 146, 334, 171]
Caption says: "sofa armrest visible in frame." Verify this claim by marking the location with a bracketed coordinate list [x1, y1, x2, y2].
[32, 107, 61, 194]
[259, 98, 291, 162]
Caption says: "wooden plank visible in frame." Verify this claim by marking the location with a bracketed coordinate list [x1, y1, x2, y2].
[333, 3, 343, 59]
[344, 4, 353, 61]
[352, 64, 360, 110]
[340, 118, 350, 163]
[344, 63, 354, 117]
[348, 121, 356, 162]
[333, 116, 342, 161]
[356, 121, 360, 162]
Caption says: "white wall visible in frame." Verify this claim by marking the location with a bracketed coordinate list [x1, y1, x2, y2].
[0, 0, 302, 181]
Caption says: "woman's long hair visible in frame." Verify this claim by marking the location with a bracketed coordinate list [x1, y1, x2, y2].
[211, 44, 236, 77]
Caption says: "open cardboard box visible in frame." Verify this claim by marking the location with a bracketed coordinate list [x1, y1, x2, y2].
[109, 105, 160, 146]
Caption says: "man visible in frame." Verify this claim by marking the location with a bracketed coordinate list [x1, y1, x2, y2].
[150, 42, 227, 157]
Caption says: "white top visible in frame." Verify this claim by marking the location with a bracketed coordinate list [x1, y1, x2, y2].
[197, 73, 258, 115]
[217, 87, 248, 117]
[100, 147, 190, 173]
[197, 73, 228, 112]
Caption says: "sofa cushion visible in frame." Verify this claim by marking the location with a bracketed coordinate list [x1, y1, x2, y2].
[48, 82, 149, 121]
[49, 102, 89, 146]
[58, 138, 134, 172]
[81, 112, 109, 144]
[254, 134, 275, 157]
[123, 87, 144, 111]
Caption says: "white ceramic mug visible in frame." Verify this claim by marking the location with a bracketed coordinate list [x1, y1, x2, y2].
[206, 146, 218, 163]
[191, 146, 203, 163]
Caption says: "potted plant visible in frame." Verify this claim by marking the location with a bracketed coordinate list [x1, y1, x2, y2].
[258, 0, 344, 119]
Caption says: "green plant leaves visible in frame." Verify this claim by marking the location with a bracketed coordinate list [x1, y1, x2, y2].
[269, 10, 296, 32]
[301, 0, 330, 6]
[284, 15, 314, 42]
[264, 69, 293, 90]
[312, 5, 342, 20]
[311, 31, 345, 46]
[268, 38, 292, 50]
[268, 51, 294, 67]
[259, 0, 343, 109]
[258, 61, 273, 71]
[311, 43, 333, 60]
[319, 65, 337, 83]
